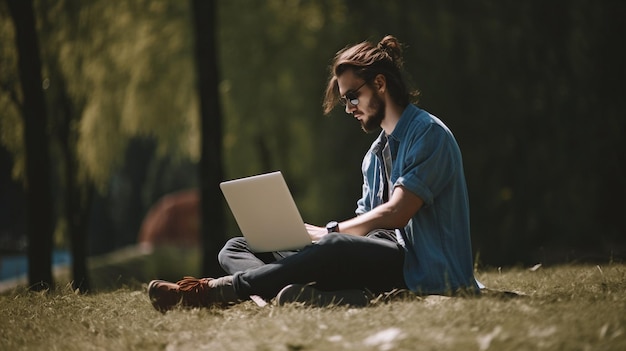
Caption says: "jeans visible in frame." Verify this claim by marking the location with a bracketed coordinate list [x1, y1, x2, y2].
[218, 230, 407, 300]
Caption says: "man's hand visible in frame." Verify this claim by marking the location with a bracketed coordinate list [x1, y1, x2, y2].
[305, 223, 327, 242]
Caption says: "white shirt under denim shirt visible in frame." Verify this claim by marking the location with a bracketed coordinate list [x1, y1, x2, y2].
[356, 104, 479, 295]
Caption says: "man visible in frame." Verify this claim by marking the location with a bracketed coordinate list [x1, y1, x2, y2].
[148, 35, 479, 311]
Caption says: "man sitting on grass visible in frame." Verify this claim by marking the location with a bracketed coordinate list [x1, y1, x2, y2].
[148, 35, 479, 311]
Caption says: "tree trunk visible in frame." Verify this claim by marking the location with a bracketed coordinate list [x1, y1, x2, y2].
[191, 0, 226, 277]
[7, 0, 54, 291]
[36, 0, 93, 293]
[57, 78, 92, 292]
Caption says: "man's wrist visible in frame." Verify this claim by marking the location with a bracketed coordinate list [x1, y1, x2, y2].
[326, 221, 340, 233]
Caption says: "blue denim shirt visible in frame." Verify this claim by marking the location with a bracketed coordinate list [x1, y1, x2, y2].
[356, 104, 478, 294]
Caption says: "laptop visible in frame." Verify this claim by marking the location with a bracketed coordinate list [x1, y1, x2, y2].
[219, 171, 312, 252]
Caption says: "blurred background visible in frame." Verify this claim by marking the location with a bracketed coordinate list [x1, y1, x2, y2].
[1, 0, 624, 289]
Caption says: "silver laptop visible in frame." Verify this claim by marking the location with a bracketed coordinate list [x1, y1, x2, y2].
[220, 171, 312, 252]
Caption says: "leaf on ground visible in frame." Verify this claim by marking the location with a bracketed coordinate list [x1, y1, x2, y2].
[363, 327, 404, 351]
[477, 325, 502, 351]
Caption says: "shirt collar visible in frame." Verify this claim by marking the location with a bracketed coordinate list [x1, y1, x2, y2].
[372, 132, 387, 155]
[389, 104, 420, 143]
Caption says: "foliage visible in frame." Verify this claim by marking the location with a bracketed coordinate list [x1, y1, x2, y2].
[0, 2, 25, 181]
[331, 0, 626, 263]
[41, 0, 199, 190]
[1, 264, 625, 350]
[1, 1, 198, 189]
[217, 0, 372, 225]
[0, 0, 624, 265]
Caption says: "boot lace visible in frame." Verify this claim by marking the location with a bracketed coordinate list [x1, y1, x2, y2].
[176, 276, 213, 306]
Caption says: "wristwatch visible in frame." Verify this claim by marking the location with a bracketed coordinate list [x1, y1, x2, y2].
[326, 221, 340, 233]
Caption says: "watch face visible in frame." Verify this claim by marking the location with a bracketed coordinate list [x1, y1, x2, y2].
[326, 221, 339, 232]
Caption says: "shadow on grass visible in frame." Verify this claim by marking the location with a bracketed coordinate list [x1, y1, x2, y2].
[0, 245, 202, 293]
[87, 245, 202, 291]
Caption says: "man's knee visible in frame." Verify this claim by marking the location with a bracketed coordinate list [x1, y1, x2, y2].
[218, 237, 248, 266]
[314, 233, 354, 253]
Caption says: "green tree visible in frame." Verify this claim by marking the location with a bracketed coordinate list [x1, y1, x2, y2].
[217, 0, 369, 227]
[2, 0, 204, 285]
[37, 0, 93, 292]
[1, 0, 623, 280]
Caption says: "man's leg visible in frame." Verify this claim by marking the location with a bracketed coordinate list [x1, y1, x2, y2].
[148, 233, 405, 310]
[232, 233, 406, 300]
[218, 237, 299, 274]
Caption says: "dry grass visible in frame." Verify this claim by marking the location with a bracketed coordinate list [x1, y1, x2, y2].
[1, 263, 625, 350]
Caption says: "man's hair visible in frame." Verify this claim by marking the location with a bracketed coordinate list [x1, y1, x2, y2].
[323, 35, 419, 115]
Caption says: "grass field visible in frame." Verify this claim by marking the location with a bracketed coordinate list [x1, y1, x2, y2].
[1, 262, 625, 350]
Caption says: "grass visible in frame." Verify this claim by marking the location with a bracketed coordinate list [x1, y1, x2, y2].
[1, 263, 625, 350]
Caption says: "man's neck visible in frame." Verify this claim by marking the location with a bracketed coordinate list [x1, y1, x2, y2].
[381, 102, 406, 135]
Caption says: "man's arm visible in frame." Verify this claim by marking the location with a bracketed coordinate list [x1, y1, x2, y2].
[306, 186, 424, 240]
[338, 186, 424, 236]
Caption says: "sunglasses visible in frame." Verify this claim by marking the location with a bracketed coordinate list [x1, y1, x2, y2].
[339, 80, 368, 106]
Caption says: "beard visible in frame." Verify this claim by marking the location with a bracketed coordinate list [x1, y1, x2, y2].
[360, 94, 386, 133]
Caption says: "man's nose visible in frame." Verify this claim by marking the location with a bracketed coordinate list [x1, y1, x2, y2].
[345, 103, 357, 114]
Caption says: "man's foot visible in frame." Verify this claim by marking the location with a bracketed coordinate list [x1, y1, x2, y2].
[148, 276, 238, 312]
[276, 284, 371, 307]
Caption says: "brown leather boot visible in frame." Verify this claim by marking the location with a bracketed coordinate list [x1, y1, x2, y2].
[148, 276, 239, 312]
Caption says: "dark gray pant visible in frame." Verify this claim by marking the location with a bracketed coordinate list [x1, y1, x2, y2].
[218, 231, 407, 300]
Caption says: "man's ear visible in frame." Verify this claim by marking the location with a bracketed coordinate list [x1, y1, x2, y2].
[374, 74, 386, 94]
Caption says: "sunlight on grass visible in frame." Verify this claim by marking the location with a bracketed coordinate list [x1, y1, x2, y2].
[1, 264, 625, 350]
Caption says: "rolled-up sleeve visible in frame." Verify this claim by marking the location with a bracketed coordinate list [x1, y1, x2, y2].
[394, 124, 456, 207]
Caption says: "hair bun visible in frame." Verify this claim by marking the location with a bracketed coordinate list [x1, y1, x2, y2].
[377, 35, 404, 68]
